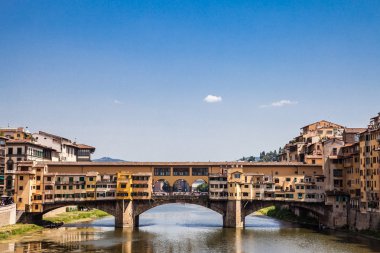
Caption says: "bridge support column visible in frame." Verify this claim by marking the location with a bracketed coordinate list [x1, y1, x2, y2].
[223, 200, 244, 228]
[115, 200, 139, 228]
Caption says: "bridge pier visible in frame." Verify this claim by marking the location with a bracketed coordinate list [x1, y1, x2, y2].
[115, 200, 139, 228]
[223, 200, 244, 228]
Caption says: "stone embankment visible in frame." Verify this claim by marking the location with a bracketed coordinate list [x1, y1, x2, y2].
[0, 204, 16, 227]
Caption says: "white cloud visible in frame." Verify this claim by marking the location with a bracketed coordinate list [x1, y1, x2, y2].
[204, 95, 222, 103]
[114, 99, 123, 105]
[260, 100, 298, 108]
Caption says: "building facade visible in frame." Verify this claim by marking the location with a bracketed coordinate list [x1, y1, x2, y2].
[12, 161, 323, 214]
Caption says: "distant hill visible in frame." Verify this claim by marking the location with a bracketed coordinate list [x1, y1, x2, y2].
[92, 157, 126, 162]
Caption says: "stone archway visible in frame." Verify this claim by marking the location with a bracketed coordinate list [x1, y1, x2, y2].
[172, 179, 190, 193]
[153, 179, 171, 194]
[191, 179, 208, 193]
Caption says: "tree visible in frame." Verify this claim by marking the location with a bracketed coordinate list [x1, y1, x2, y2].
[196, 183, 209, 192]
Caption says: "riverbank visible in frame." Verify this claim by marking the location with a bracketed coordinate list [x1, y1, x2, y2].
[0, 224, 42, 240]
[43, 209, 110, 224]
[255, 206, 318, 225]
[256, 206, 380, 240]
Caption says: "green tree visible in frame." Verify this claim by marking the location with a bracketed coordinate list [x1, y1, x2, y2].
[196, 183, 209, 192]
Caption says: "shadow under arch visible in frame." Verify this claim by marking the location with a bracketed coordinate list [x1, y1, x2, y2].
[242, 200, 325, 223]
[40, 200, 117, 218]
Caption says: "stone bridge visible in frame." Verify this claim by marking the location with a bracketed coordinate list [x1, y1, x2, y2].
[20, 196, 339, 229]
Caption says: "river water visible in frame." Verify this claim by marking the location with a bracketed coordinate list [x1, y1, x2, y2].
[1, 204, 379, 253]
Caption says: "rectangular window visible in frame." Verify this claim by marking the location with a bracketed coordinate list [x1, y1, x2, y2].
[154, 168, 171, 176]
[19, 186, 23, 190]
[192, 168, 208, 176]
[45, 185, 53, 190]
[173, 168, 190, 176]
[20, 176, 23, 181]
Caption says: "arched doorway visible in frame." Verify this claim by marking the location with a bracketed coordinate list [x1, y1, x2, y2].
[153, 179, 171, 195]
[172, 179, 190, 193]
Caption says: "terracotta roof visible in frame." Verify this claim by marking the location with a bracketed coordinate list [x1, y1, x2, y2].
[344, 128, 367, 134]
[301, 120, 344, 130]
[75, 143, 95, 150]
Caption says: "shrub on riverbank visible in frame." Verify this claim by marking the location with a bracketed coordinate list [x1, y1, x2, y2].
[44, 209, 110, 224]
[358, 230, 380, 239]
[257, 206, 318, 225]
[0, 224, 42, 240]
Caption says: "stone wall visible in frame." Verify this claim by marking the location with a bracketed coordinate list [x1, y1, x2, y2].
[348, 209, 380, 231]
[0, 204, 16, 227]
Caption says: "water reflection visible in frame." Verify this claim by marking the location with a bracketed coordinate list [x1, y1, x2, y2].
[1, 204, 380, 253]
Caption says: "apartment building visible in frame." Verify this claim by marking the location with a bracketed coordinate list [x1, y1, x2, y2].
[359, 113, 380, 212]
[226, 167, 324, 203]
[341, 142, 361, 209]
[209, 173, 228, 200]
[279, 120, 345, 165]
[0, 136, 7, 193]
[4, 139, 54, 196]
[33, 131, 95, 162]
[0, 127, 33, 140]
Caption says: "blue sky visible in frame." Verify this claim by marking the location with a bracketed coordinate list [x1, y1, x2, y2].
[0, 1, 379, 161]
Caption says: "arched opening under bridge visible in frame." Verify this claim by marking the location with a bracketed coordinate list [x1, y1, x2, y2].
[244, 203, 322, 228]
[139, 203, 223, 227]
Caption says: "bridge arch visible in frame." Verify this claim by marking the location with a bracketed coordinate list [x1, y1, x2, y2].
[134, 199, 226, 217]
[242, 200, 326, 222]
[41, 200, 118, 218]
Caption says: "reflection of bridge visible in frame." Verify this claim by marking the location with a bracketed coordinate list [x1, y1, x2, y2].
[22, 195, 334, 229]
